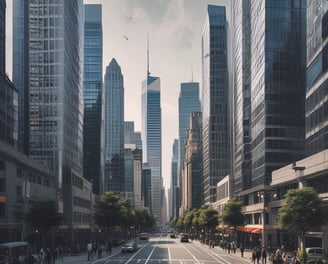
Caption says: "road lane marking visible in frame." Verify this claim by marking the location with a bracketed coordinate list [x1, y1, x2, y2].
[182, 244, 201, 264]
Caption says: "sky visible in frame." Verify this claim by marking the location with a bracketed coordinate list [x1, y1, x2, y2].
[5, 0, 229, 193]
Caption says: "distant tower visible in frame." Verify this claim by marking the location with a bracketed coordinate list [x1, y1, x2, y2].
[83, 4, 104, 195]
[141, 39, 162, 223]
[104, 58, 124, 193]
[202, 5, 230, 203]
[177, 82, 200, 215]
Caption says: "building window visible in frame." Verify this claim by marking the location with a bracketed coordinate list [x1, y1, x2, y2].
[0, 178, 5, 192]
[0, 203, 5, 218]
[0, 161, 5, 171]
[16, 168, 22, 178]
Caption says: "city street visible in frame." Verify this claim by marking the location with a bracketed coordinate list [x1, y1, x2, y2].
[60, 234, 253, 264]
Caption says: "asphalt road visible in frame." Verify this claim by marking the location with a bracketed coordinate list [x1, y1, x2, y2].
[61, 234, 254, 264]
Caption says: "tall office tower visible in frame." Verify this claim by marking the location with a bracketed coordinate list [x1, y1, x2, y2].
[232, 0, 252, 193]
[0, 0, 4, 75]
[104, 58, 124, 193]
[170, 139, 178, 220]
[248, 0, 305, 188]
[1, 0, 18, 147]
[13, 0, 28, 153]
[141, 67, 162, 223]
[23, 0, 89, 234]
[306, 1, 328, 154]
[177, 82, 200, 213]
[180, 112, 202, 213]
[83, 4, 104, 195]
[202, 5, 230, 203]
[133, 148, 142, 210]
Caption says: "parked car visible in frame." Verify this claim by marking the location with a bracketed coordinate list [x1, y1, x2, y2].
[306, 247, 325, 259]
[121, 241, 138, 253]
[139, 233, 149, 240]
[180, 234, 189, 242]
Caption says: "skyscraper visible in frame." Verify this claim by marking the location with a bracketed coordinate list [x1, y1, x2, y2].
[202, 5, 230, 204]
[26, 0, 85, 198]
[19, 1, 92, 239]
[141, 68, 162, 222]
[83, 4, 104, 195]
[248, 0, 306, 187]
[177, 82, 200, 214]
[13, 0, 28, 153]
[104, 58, 124, 193]
[232, 0, 306, 245]
[306, 1, 328, 155]
[232, 0, 252, 193]
[0, 0, 4, 75]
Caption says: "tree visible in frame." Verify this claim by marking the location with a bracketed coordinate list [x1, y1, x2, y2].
[25, 199, 61, 230]
[221, 198, 245, 229]
[25, 200, 61, 246]
[198, 206, 219, 229]
[94, 192, 132, 228]
[278, 187, 328, 263]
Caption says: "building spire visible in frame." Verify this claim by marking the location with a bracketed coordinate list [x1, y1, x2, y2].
[147, 33, 150, 76]
[191, 65, 194, 82]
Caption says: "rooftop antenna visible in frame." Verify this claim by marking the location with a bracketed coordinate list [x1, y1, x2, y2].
[147, 33, 150, 76]
[191, 65, 194, 82]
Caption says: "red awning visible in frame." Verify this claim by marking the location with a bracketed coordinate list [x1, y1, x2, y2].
[251, 228, 262, 234]
[238, 227, 262, 233]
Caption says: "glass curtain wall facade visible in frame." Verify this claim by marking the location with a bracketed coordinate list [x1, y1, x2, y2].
[232, 0, 252, 193]
[104, 58, 124, 193]
[141, 75, 162, 223]
[249, 0, 306, 187]
[27, 0, 84, 211]
[201, 5, 230, 204]
[177, 82, 200, 212]
[306, 1, 328, 154]
[83, 4, 103, 195]
[13, 0, 29, 153]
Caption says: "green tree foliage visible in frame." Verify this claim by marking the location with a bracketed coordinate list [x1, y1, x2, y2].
[94, 192, 134, 228]
[198, 206, 219, 229]
[279, 187, 328, 260]
[221, 198, 245, 229]
[25, 199, 61, 230]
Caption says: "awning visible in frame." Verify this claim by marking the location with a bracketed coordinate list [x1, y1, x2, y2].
[251, 228, 262, 234]
[238, 227, 262, 233]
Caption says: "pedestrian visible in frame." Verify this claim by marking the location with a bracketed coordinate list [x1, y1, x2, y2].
[262, 247, 267, 264]
[256, 247, 261, 264]
[232, 241, 236, 254]
[239, 243, 244, 258]
[252, 249, 257, 263]
[227, 242, 231, 254]
[97, 244, 102, 259]
[87, 242, 93, 261]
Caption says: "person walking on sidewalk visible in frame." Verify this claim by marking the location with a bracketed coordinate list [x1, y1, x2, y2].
[239, 243, 244, 258]
[87, 242, 93, 261]
[261, 247, 267, 264]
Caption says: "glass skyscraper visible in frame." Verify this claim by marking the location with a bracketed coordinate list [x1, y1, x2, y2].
[232, 0, 252, 193]
[25, 0, 85, 214]
[83, 4, 103, 195]
[142, 74, 162, 223]
[178, 82, 200, 200]
[104, 58, 124, 193]
[306, 1, 328, 155]
[202, 5, 230, 204]
[13, 0, 28, 153]
[248, 0, 306, 187]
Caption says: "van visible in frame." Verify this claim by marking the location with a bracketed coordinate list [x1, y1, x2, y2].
[0, 241, 29, 260]
[305, 247, 325, 259]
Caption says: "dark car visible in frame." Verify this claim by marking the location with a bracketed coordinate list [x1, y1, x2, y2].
[121, 241, 138, 253]
[139, 233, 149, 240]
[170, 233, 177, 239]
[180, 234, 189, 242]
